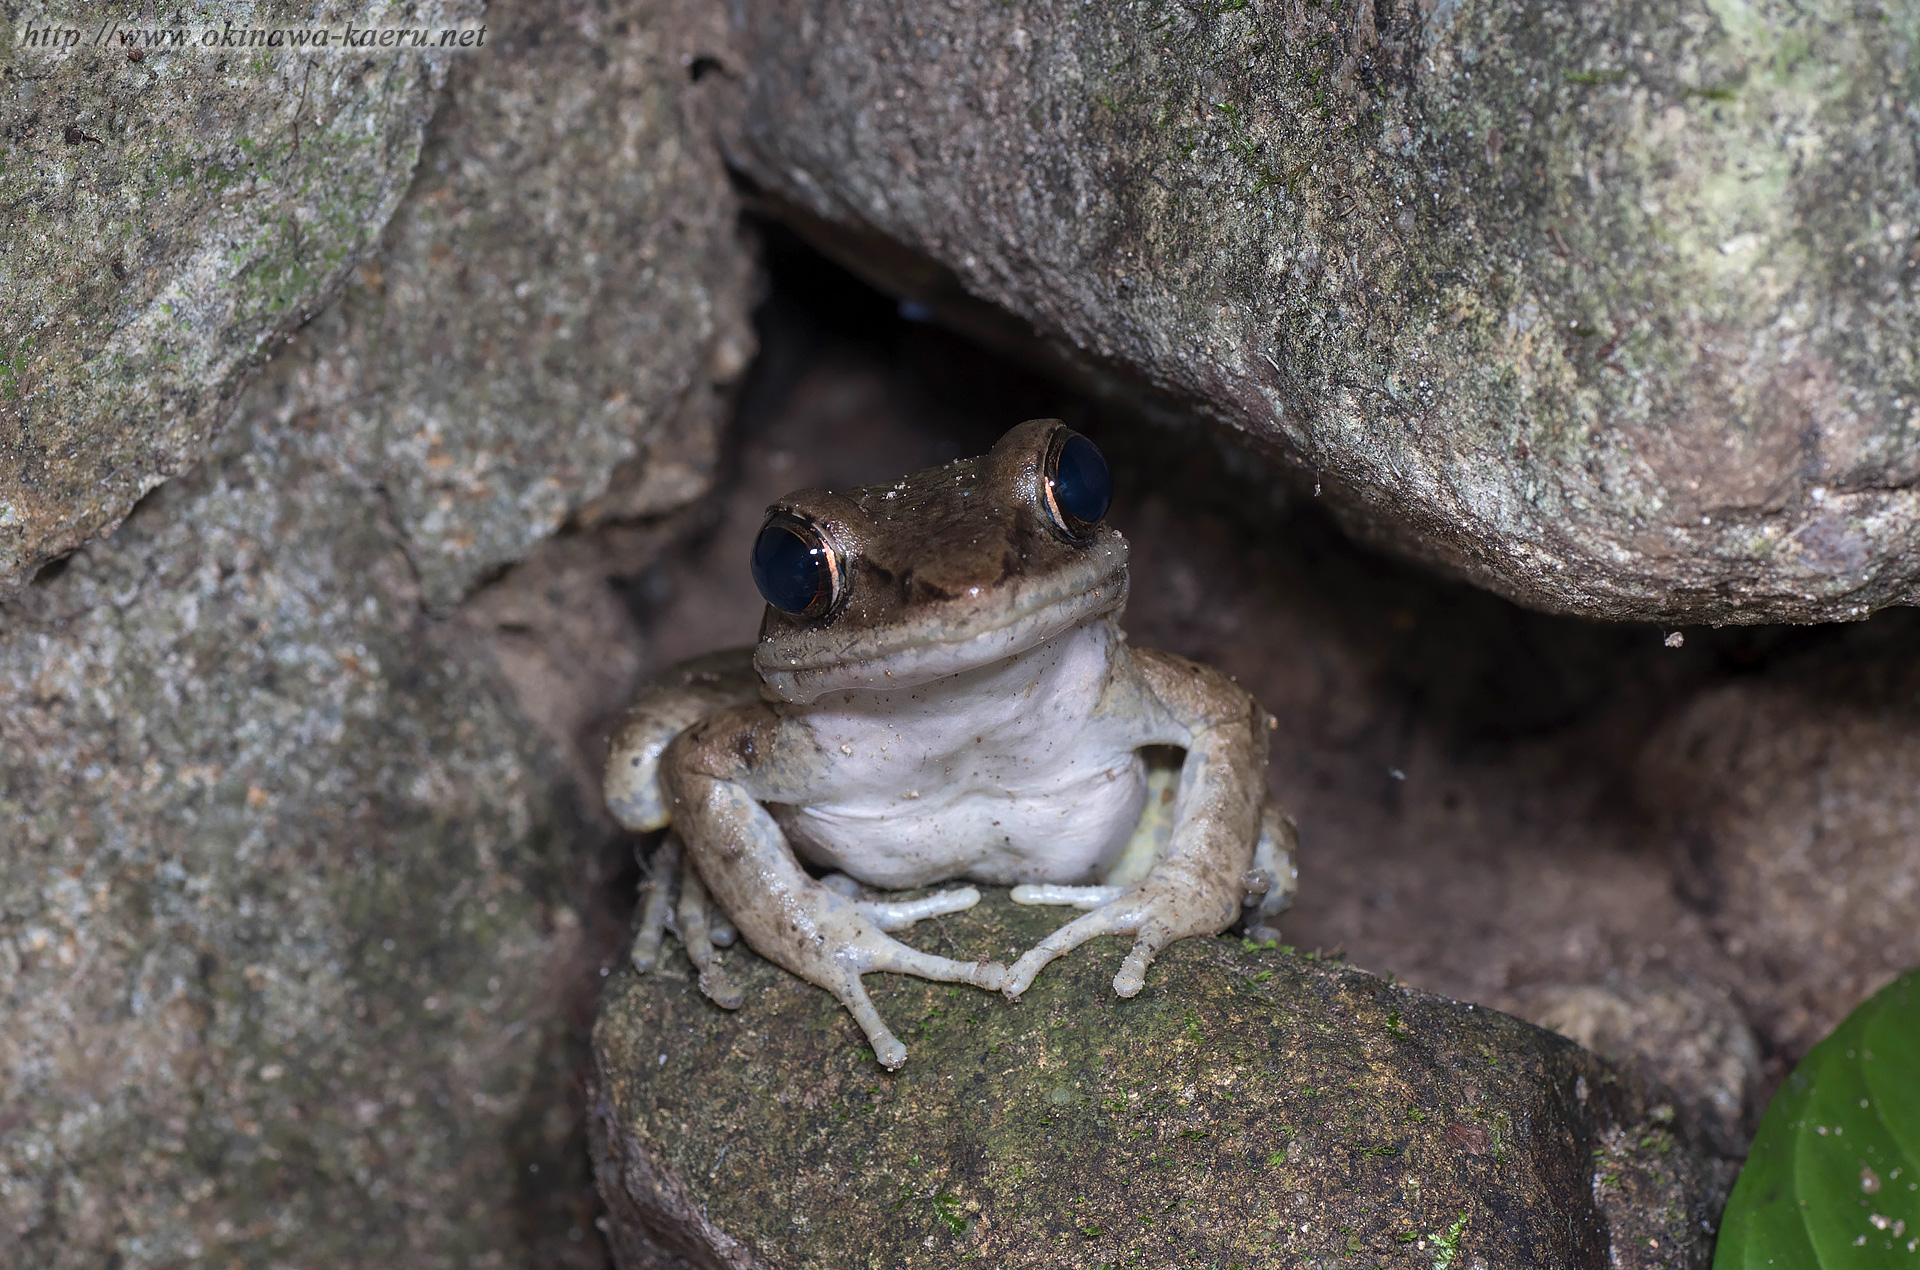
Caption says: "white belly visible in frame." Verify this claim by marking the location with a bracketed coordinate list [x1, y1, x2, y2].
[779, 619, 1150, 888]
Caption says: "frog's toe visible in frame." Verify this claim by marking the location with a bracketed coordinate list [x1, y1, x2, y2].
[822, 929, 1007, 1068]
[1001, 905, 1133, 998]
[857, 886, 982, 930]
[863, 938, 1007, 992]
[1112, 921, 1175, 998]
[1010, 883, 1125, 910]
[676, 862, 744, 1007]
[697, 964, 744, 1010]
[828, 970, 909, 1069]
[630, 836, 682, 973]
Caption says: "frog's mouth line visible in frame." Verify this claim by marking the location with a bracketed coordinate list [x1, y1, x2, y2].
[756, 555, 1129, 704]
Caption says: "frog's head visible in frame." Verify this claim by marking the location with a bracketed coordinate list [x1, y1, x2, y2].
[750, 419, 1127, 704]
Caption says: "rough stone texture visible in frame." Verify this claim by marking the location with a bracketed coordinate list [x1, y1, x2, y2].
[0, 0, 751, 1261]
[719, 0, 1920, 623]
[340, 0, 754, 611]
[0, 327, 583, 1267]
[1638, 636, 1920, 1063]
[591, 895, 1725, 1270]
[0, 0, 477, 595]
[1513, 976, 1762, 1158]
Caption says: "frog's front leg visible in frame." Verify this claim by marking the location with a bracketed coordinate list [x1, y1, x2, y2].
[1003, 648, 1269, 999]
[605, 647, 765, 834]
[661, 707, 1007, 1069]
[607, 648, 765, 974]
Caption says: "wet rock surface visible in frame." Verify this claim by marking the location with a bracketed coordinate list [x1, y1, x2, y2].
[0, 0, 748, 1263]
[0, 0, 473, 594]
[592, 895, 1724, 1270]
[719, 0, 1920, 623]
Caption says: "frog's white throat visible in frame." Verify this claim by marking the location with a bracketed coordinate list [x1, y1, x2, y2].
[756, 565, 1129, 705]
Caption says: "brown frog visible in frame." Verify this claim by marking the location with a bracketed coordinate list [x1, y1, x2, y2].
[605, 420, 1297, 1067]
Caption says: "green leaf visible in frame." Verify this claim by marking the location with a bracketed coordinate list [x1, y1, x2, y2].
[1716, 969, 1920, 1268]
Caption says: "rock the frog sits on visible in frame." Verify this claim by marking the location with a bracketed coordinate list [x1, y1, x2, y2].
[605, 421, 1297, 1068]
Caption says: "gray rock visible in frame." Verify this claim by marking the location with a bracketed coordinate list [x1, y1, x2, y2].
[0, 329, 580, 1266]
[592, 894, 1726, 1269]
[719, 0, 1920, 623]
[341, 0, 754, 612]
[0, 0, 474, 595]
[0, 0, 750, 1260]
[1513, 976, 1761, 1157]
[1638, 634, 1920, 1060]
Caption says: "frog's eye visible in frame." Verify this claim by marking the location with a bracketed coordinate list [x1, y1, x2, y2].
[751, 513, 845, 618]
[1042, 428, 1112, 540]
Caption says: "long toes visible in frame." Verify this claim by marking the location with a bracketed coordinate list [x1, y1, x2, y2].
[630, 914, 668, 974]
[631, 837, 681, 973]
[1113, 924, 1173, 998]
[1002, 911, 1120, 997]
[867, 940, 1007, 992]
[1010, 883, 1125, 910]
[858, 886, 982, 931]
[1001, 949, 1051, 1000]
[832, 973, 907, 1069]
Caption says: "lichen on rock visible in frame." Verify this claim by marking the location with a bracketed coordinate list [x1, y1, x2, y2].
[0, 0, 480, 594]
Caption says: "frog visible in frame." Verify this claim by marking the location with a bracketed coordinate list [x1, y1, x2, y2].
[604, 419, 1297, 1069]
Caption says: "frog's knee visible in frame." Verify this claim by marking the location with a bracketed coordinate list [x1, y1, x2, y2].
[605, 718, 676, 833]
[1247, 801, 1300, 925]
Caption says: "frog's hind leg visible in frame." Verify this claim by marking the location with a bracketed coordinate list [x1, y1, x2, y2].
[1244, 798, 1300, 943]
[630, 834, 682, 973]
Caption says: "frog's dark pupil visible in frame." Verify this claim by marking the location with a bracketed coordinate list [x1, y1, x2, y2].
[751, 523, 828, 615]
[1051, 434, 1112, 527]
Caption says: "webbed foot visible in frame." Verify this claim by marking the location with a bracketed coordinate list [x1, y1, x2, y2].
[803, 873, 1004, 1067]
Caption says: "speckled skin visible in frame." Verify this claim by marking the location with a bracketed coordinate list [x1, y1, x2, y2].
[605, 421, 1297, 1067]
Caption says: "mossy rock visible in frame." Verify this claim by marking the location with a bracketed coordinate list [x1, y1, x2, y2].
[592, 893, 1725, 1269]
[0, 0, 452, 593]
[724, 0, 1920, 624]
